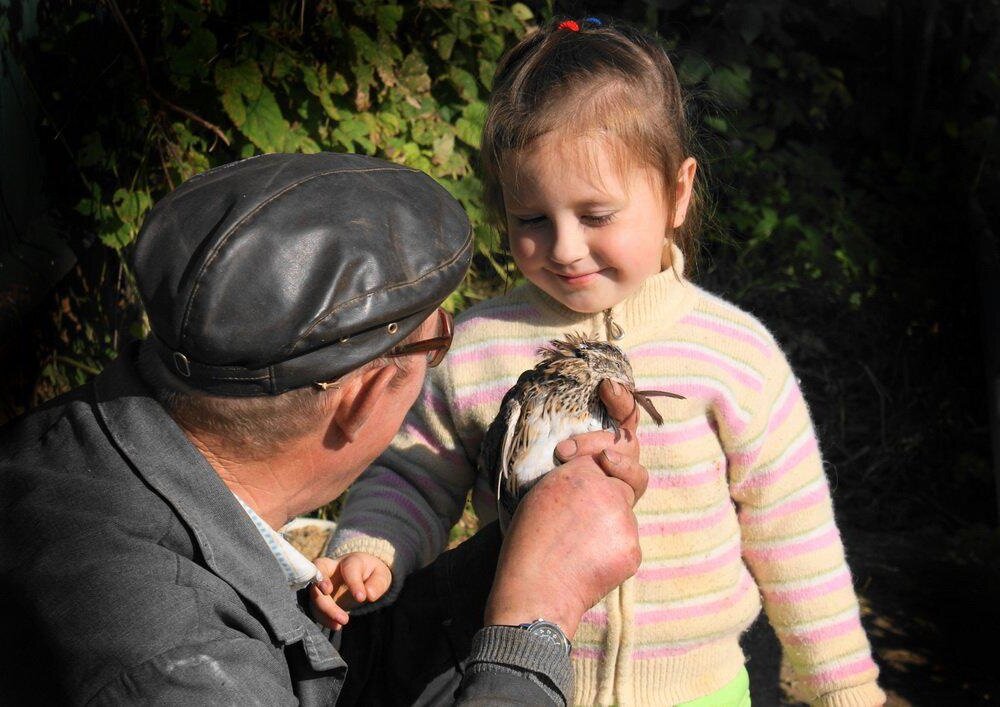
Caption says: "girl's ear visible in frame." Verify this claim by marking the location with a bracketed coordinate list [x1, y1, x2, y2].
[672, 157, 698, 229]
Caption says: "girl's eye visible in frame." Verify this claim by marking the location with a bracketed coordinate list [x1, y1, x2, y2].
[513, 215, 547, 227]
[583, 213, 616, 227]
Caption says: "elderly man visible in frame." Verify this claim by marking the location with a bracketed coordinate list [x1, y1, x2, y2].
[0, 154, 645, 705]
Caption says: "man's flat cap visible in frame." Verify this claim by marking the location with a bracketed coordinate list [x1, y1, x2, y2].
[133, 153, 472, 396]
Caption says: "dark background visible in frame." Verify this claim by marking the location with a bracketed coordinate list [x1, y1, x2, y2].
[2, 0, 998, 703]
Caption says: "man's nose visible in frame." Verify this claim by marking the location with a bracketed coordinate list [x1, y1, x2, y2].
[548, 219, 589, 265]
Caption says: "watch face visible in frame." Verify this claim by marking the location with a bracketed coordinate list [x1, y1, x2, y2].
[526, 620, 571, 655]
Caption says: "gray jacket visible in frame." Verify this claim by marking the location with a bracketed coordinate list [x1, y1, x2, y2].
[0, 344, 570, 705]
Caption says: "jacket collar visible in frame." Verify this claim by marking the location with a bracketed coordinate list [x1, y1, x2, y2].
[92, 343, 345, 673]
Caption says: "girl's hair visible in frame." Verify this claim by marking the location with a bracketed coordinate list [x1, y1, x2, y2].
[481, 18, 700, 271]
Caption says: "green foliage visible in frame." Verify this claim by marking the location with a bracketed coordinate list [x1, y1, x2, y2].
[41, 0, 535, 301]
[9, 0, 539, 405]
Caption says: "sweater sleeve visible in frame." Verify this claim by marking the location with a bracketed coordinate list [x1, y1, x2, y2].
[327, 355, 478, 604]
[727, 350, 886, 707]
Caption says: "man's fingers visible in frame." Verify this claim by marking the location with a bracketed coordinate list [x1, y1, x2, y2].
[597, 449, 648, 505]
[599, 379, 640, 431]
[555, 426, 637, 463]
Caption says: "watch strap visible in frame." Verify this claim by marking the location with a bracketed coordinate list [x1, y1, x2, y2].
[469, 625, 573, 702]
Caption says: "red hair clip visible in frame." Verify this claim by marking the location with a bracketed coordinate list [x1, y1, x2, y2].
[558, 20, 580, 31]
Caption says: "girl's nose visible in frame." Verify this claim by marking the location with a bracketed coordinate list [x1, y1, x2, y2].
[548, 220, 589, 265]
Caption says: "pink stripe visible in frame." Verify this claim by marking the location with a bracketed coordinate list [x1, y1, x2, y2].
[740, 485, 827, 526]
[680, 313, 773, 358]
[781, 616, 863, 646]
[633, 344, 763, 391]
[641, 418, 716, 446]
[402, 420, 465, 468]
[727, 443, 763, 469]
[633, 640, 715, 660]
[579, 606, 608, 627]
[743, 526, 839, 563]
[732, 436, 819, 492]
[666, 382, 749, 435]
[421, 386, 449, 417]
[808, 656, 878, 685]
[648, 464, 721, 489]
[769, 382, 802, 433]
[637, 544, 741, 581]
[639, 503, 732, 536]
[635, 573, 754, 625]
[454, 382, 510, 413]
[571, 645, 604, 660]
[367, 489, 437, 538]
[456, 305, 541, 333]
[449, 342, 538, 366]
[765, 570, 852, 604]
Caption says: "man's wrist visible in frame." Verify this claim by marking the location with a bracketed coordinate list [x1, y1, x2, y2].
[484, 601, 580, 640]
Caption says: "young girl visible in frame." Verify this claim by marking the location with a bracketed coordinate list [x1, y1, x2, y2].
[320, 18, 884, 706]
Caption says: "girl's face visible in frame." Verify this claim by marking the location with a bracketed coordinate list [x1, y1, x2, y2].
[503, 132, 691, 314]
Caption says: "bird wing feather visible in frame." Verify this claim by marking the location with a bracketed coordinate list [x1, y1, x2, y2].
[497, 398, 522, 500]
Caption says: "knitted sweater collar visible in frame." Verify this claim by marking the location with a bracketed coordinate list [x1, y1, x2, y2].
[522, 243, 699, 339]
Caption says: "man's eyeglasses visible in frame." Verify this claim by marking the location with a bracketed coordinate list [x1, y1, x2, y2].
[385, 307, 453, 369]
[314, 308, 454, 391]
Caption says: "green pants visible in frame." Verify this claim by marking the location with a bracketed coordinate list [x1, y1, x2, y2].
[675, 667, 751, 707]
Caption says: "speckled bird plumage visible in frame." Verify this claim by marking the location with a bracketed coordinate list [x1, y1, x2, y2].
[478, 334, 682, 528]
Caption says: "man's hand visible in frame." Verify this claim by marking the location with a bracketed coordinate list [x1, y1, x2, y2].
[554, 379, 647, 504]
[484, 379, 647, 639]
[309, 552, 392, 631]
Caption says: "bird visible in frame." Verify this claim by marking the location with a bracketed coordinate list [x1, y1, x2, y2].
[477, 333, 684, 530]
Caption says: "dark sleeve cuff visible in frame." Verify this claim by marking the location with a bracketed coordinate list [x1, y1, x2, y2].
[467, 625, 573, 704]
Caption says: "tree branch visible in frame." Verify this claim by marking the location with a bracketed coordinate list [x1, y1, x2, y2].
[103, 0, 230, 147]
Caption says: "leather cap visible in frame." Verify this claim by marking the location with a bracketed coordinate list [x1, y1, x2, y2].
[133, 153, 472, 396]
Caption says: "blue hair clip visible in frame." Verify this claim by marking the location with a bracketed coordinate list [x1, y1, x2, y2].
[582, 17, 603, 27]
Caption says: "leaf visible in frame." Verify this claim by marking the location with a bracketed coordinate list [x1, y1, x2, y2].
[215, 59, 258, 127]
[375, 4, 404, 35]
[448, 66, 479, 102]
[678, 55, 712, 86]
[708, 65, 752, 107]
[704, 115, 728, 133]
[112, 188, 151, 225]
[511, 3, 533, 21]
[436, 33, 456, 61]
[455, 101, 487, 147]
[400, 51, 431, 94]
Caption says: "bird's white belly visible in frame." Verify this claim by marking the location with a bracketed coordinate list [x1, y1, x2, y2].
[511, 409, 605, 489]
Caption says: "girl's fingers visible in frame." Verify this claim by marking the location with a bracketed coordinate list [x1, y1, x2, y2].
[313, 557, 340, 596]
[340, 558, 369, 603]
[309, 585, 351, 629]
[365, 565, 392, 601]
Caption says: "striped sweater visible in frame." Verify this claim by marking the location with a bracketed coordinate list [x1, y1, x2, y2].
[330, 249, 884, 706]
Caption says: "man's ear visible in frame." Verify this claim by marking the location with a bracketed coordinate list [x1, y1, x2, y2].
[331, 364, 399, 442]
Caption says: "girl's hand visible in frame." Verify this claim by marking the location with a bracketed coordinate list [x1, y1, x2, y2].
[309, 552, 392, 630]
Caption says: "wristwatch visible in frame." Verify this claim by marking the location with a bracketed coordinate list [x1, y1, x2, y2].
[517, 619, 572, 656]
